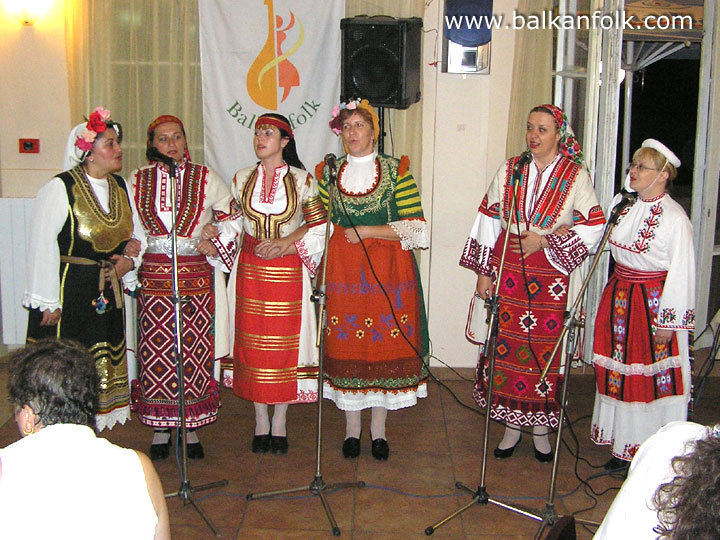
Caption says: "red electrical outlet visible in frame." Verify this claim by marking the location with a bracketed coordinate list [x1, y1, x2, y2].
[19, 139, 40, 153]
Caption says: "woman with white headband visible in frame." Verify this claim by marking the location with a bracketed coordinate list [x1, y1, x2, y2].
[590, 139, 695, 471]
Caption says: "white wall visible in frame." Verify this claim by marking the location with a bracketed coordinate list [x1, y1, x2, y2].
[0, 0, 70, 198]
[421, 0, 517, 367]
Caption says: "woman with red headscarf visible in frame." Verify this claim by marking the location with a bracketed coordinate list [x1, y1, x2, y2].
[128, 115, 241, 461]
[460, 104, 605, 462]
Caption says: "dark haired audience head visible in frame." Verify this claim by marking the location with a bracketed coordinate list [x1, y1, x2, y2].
[8, 339, 98, 431]
[653, 430, 720, 540]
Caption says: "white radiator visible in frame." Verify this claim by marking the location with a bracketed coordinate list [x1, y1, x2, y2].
[0, 198, 34, 345]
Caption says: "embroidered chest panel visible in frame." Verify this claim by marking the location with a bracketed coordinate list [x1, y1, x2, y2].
[502, 157, 580, 229]
[134, 163, 208, 236]
[65, 167, 133, 252]
[332, 155, 397, 223]
[240, 168, 298, 240]
[611, 201, 664, 254]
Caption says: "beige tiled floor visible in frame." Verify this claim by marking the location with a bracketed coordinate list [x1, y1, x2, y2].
[1, 360, 718, 539]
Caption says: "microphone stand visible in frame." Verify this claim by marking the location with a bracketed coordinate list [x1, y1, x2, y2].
[159, 156, 228, 537]
[246, 155, 365, 537]
[426, 157, 605, 538]
[525, 195, 632, 538]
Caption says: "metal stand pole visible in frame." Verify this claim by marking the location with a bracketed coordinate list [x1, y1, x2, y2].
[160, 159, 228, 537]
[246, 156, 365, 537]
[426, 164, 623, 537]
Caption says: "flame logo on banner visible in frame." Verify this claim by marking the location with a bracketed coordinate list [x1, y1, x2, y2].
[247, 0, 304, 110]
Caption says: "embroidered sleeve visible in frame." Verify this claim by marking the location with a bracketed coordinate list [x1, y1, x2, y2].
[295, 172, 330, 276]
[209, 235, 237, 272]
[459, 238, 493, 275]
[394, 167, 425, 220]
[389, 219, 428, 250]
[301, 194, 327, 228]
[545, 230, 589, 274]
[566, 169, 605, 254]
[657, 207, 695, 330]
[459, 164, 505, 275]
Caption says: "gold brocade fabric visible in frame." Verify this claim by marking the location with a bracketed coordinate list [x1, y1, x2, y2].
[69, 167, 133, 252]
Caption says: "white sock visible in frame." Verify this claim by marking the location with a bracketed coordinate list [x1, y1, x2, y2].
[533, 425, 552, 454]
[370, 407, 387, 441]
[186, 428, 199, 444]
[152, 428, 170, 445]
[271, 403, 288, 437]
[497, 423, 522, 450]
[254, 402, 270, 436]
[345, 410, 362, 439]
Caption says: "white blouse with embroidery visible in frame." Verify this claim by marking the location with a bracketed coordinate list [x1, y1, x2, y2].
[608, 192, 695, 330]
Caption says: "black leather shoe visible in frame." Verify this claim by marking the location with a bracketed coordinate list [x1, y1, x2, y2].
[604, 456, 629, 471]
[252, 434, 271, 454]
[150, 441, 170, 461]
[493, 436, 521, 459]
[342, 437, 361, 459]
[534, 448, 553, 463]
[371, 438, 390, 461]
[270, 436, 289, 455]
[149, 428, 171, 462]
[186, 441, 204, 460]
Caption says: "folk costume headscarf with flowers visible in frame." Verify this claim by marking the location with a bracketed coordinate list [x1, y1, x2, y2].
[129, 114, 241, 436]
[64, 107, 122, 170]
[316, 97, 430, 420]
[459, 104, 605, 432]
[25, 106, 139, 431]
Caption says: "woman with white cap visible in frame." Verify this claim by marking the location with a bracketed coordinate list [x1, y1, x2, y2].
[590, 139, 695, 471]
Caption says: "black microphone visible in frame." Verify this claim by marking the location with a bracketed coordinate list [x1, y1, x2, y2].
[608, 188, 638, 224]
[324, 153, 337, 169]
[146, 146, 175, 168]
[324, 153, 338, 185]
[516, 149, 533, 167]
[511, 150, 532, 185]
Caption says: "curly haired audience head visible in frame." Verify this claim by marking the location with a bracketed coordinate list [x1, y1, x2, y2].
[8, 339, 99, 429]
[653, 429, 720, 540]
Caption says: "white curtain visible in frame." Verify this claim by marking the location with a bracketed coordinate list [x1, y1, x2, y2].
[504, 0, 553, 158]
[65, 0, 203, 176]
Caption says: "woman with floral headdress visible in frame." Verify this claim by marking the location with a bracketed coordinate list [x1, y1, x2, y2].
[460, 104, 605, 462]
[23, 107, 144, 431]
[590, 139, 695, 471]
[128, 115, 241, 461]
[203, 113, 328, 455]
[316, 98, 430, 461]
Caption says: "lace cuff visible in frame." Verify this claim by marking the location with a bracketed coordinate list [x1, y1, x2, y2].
[459, 238, 493, 275]
[389, 219, 429, 250]
[22, 292, 62, 313]
[545, 231, 588, 274]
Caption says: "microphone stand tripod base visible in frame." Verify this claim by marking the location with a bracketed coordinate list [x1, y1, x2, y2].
[165, 478, 229, 537]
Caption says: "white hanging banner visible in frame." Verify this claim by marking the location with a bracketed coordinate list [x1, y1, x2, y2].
[199, 0, 343, 184]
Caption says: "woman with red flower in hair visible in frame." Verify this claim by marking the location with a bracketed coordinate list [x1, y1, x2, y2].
[24, 107, 144, 431]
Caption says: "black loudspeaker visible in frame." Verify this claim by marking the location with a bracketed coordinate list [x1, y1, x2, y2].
[341, 16, 422, 110]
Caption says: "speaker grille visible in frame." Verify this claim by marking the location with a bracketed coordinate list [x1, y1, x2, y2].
[349, 46, 399, 102]
[341, 16, 422, 110]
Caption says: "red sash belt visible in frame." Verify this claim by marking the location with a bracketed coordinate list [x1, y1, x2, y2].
[613, 263, 667, 282]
